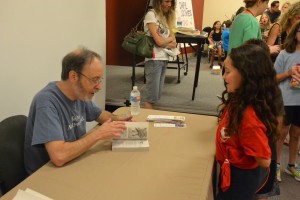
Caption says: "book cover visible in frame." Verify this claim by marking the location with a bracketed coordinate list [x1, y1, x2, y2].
[112, 140, 149, 152]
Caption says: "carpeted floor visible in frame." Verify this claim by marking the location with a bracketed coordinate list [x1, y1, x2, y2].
[106, 55, 300, 200]
[106, 54, 224, 116]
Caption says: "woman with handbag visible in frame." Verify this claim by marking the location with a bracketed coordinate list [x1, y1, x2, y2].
[143, 0, 177, 109]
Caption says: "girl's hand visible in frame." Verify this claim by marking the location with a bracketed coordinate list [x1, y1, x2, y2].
[290, 65, 300, 82]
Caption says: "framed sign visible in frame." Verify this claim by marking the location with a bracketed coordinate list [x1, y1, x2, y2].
[176, 0, 195, 28]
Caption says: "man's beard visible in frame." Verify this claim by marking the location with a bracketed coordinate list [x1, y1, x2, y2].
[75, 80, 99, 101]
[75, 80, 91, 101]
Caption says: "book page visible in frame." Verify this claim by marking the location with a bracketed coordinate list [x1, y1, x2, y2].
[117, 122, 148, 140]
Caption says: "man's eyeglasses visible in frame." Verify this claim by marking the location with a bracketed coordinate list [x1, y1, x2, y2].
[77, 71, 103, 85]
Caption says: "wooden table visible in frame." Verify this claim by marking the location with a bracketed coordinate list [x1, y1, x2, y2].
[1, 108, 217, 200]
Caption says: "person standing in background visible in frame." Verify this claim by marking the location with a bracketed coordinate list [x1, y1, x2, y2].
[281, 1, 291, 13]
[275, 21, 300, 183]
[222, 20, 232, 58]
[266, 1, 281, 23]
[267, 1, 300, 62]
[260, 13, 271, 42]
[143, 0, 176, 109]
[228, 0, 280, 55]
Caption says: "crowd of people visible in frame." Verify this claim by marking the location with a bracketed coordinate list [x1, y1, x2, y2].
[23, 0, 299, 200]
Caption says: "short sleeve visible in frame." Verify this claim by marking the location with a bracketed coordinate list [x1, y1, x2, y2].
[243, 18, 261, 43]
[144, 10, 157, 25]
[239, 107, 271, 159]
[85, 101, 102, 122]
[32, 106, 64, 145]
[274, 51, 285, 74]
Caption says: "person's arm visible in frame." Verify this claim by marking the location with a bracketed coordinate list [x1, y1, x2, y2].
[276, 68, 292, 82]
[45, 119, 126, 167]
[95, 110, 132, 124]
[147, 23, 174, 48]
[276, 66, 300, 82]
[266, 23, 280, 46]
[208, 30, 214, 45]
[167, 29, 176, 49]
[255, 157, 271, 168]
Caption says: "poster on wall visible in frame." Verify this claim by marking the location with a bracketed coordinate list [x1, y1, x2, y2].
[176, 0, 195, 29]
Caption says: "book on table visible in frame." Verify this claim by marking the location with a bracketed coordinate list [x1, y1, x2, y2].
[112, 122, 149, 152]
[146, 115, 185, 124]
[147, 115, 186, 128]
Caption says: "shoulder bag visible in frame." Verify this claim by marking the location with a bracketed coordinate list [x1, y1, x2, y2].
[122, 13, 154, 58]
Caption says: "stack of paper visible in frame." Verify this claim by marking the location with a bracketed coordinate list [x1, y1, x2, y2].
[173, 27, 201, 36]
[13, 188, 53, 200]
[147, 115, 186, 128]
[211, 66, 221, 74]
[112, 122, 149, 152]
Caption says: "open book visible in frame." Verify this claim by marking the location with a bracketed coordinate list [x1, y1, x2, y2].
[112, 122, 149, 152]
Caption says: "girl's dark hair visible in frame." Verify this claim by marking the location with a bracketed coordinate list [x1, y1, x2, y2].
[61, 47, 101, 80]
[236, 6, 246, 16]
[218, 44, 282, 141]
[284, 20, 300, 53]
[212, 21, 221, 32]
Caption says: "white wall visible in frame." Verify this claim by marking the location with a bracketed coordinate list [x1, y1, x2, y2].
[0, 0, 106, 129]
[202, 0, 298, 28]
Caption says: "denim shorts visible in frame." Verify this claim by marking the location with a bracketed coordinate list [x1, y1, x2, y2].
[144, 60, 168, 103]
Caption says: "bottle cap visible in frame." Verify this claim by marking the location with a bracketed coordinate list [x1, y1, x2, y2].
[133, 86, 138, 90]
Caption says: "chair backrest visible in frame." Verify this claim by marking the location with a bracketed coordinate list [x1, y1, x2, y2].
[0, 115, 27, 195]
[202, 26, 212, 44]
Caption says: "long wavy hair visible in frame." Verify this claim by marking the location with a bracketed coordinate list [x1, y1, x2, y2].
[285, 20, 300, 53]
[279, 1, 300, 33]
[218, 44, 282, 141]
[152, 0, 176, 29]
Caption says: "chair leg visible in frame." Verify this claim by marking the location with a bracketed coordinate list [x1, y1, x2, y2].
[210, 50, 214, 68]
[143, 68, 146, 84]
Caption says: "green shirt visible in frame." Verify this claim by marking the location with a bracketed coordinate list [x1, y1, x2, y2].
[228, 13, 262, 53]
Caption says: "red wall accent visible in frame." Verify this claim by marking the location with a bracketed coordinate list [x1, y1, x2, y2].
[106, 0, 204, 66]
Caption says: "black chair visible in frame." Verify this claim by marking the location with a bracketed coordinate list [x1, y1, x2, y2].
[201, 26, 212, 57]
[0, 115, 27, 195]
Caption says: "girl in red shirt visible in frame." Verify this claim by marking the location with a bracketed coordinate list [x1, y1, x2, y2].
[216, 44, 282, 200]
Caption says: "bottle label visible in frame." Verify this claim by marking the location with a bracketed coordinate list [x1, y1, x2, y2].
[290, 63, 300, 89]
[130, 96, 140, 102]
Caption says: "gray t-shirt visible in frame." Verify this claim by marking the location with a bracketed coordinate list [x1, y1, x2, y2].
[24, 81, 101, 175]
[274, 50, 300, 106]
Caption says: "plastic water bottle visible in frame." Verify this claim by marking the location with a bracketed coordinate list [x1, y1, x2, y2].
[130, 86, 140, 115]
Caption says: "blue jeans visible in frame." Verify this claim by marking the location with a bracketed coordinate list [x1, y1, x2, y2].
[144, 60, 168, 103]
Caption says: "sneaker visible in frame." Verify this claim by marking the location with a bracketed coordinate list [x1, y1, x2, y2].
[285, 165, 300, 181]
[277, 165, 282, 182]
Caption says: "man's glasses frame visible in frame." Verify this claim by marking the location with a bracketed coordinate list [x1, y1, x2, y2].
[76, 71, 103, 85]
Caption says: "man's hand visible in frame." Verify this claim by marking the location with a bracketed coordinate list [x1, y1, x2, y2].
[94, 119, 126, 140]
